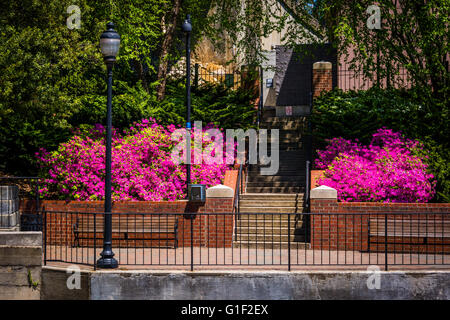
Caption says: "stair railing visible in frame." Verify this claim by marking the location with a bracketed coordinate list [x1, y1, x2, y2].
[233, 162, 245, 241]
[305, 160, 311, 212]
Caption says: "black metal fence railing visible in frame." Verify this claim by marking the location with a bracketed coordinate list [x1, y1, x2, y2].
[43, 211, 450, 271]
[193, 64, 242, 90]
[0, 177, 41, 231]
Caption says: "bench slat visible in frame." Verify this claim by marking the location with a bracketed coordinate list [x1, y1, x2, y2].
[369, 218, 450, 238]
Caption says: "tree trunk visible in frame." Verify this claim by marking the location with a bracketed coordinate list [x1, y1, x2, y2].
[156, 0, 182, 101]
[133, 59, 149, 93]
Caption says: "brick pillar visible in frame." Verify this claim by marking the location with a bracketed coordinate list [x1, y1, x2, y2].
[310, 186, 368, 251]
[312, 61, 332, 98]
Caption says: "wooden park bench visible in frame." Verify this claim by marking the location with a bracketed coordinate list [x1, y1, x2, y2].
[72, 214, 178, 248]
[369, 217, 450, 250]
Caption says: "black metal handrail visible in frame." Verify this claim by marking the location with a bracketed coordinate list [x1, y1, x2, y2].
[233, 163, 244, 241]
[305, 160, 311, 212]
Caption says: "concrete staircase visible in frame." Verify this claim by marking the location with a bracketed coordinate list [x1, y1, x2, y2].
[234, 114, 309, 249]
[245, 116, 307, 193]
[235, 193, 307, 249]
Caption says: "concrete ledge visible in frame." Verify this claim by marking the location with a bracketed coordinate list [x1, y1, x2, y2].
[88, 270, 450, 300]
[0, 246, 42, 266]
[206, 184, 234, 198]
[0, 232, 42, 246]
[0, 284, 40, 300]
[310, 185, 337, 199]
[0, 266, 40, 286]
[313, 61, 332, 70]
[41, 267, 90, 300]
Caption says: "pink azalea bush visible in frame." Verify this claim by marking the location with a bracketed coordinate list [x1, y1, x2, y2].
[315, 128, 436, 203]
[36, 119, 234, 201]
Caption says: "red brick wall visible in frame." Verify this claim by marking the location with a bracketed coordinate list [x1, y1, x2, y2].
[311, 199, 450, 253]
[310, 170, 324, 190]
[312, 65, 332, 98]
[24, 197, 234, 248]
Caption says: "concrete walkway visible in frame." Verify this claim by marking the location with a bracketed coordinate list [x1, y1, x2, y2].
[44, 245, 450, 271]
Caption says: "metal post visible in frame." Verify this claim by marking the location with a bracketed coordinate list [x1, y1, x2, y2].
[43, 211, 47, 266]
[191, 216, 194, 271]
[194, 63, 199, 89]
[305, 160, 310, 212]
[258, 65, 263, 128]
[385, 213, 388, 271]
[97, 63, 118, 269]
[94, 214, 97, 271]
[35, 179, 40, 213]
[288, 213, 291, 271]
[183, 15, 192, 195]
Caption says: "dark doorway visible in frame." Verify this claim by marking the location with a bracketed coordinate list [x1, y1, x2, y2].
[275, 44, 337, 106]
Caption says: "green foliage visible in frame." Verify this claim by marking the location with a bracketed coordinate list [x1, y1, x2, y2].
[156, 81, 257, 129]
[0, 0, 256, 176]
[311, 88, 425, 146]
[311, 88, 449, 202]
[0, 0, 105, 174]
[415, 139, 450, 203]
[320, 0, 449, 98]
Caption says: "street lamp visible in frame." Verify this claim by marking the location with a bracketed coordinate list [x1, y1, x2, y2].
[182, 15, 192, 197]
[97, 22, 120, 269]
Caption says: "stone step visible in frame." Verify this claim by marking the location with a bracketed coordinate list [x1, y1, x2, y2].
[275, 143, 303, 149]
[239, 199, 302, 207]
[238, 205, 302, 213]
[276, 150, 307, 156]
[235, 233, 296, 242]
[247, 176, 306, 183]
[247, 171, 307, 178]
[248, 164, 306, 171]
[268, 135, 303, 140]
[262, 117, 307, 123]
[261, 124, 305, 131]
[246, 181, 305, 188]
[236, 219, 297, 228]
[235, 226, 297, 234]
[233, 241, 310, 249]
[237, 213, 303, 219]
[279, 146, 303, 151]
[240, 193, 303, 200]
[246, 186, 305, 193]
[277, 133, 303, 139]
[248, 162, 306, 167]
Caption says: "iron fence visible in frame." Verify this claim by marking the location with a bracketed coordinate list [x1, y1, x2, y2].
[193, 64, 242, 90]
[337, 66, 412, 91]
[42, 210, 450, 271]
[0, 177, 41, 231]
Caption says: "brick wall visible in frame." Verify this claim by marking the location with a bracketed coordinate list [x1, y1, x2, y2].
[312, 61, 332, 98]
[33, 197, 235, 248]
[311, 195, 450, 253]
[310, 170, 324, 190]
[23, 170, 240, 249]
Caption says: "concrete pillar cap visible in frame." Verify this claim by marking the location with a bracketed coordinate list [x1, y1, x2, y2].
[313, 61, 332, 70]
[310, 185, 337, 199]
[206, 184, 234, 198]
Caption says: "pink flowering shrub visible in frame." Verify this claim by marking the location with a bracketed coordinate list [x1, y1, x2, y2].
[315, 128, 436, 203]
[37, 119, 234, 201]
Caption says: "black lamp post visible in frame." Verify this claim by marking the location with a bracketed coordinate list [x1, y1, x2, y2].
[182, 15, 192, 197]
[97, 22, 120, 269]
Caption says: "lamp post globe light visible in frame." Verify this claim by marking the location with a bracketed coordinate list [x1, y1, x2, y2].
[182, 15, 192, 198]
[97, 22, 120, 269]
